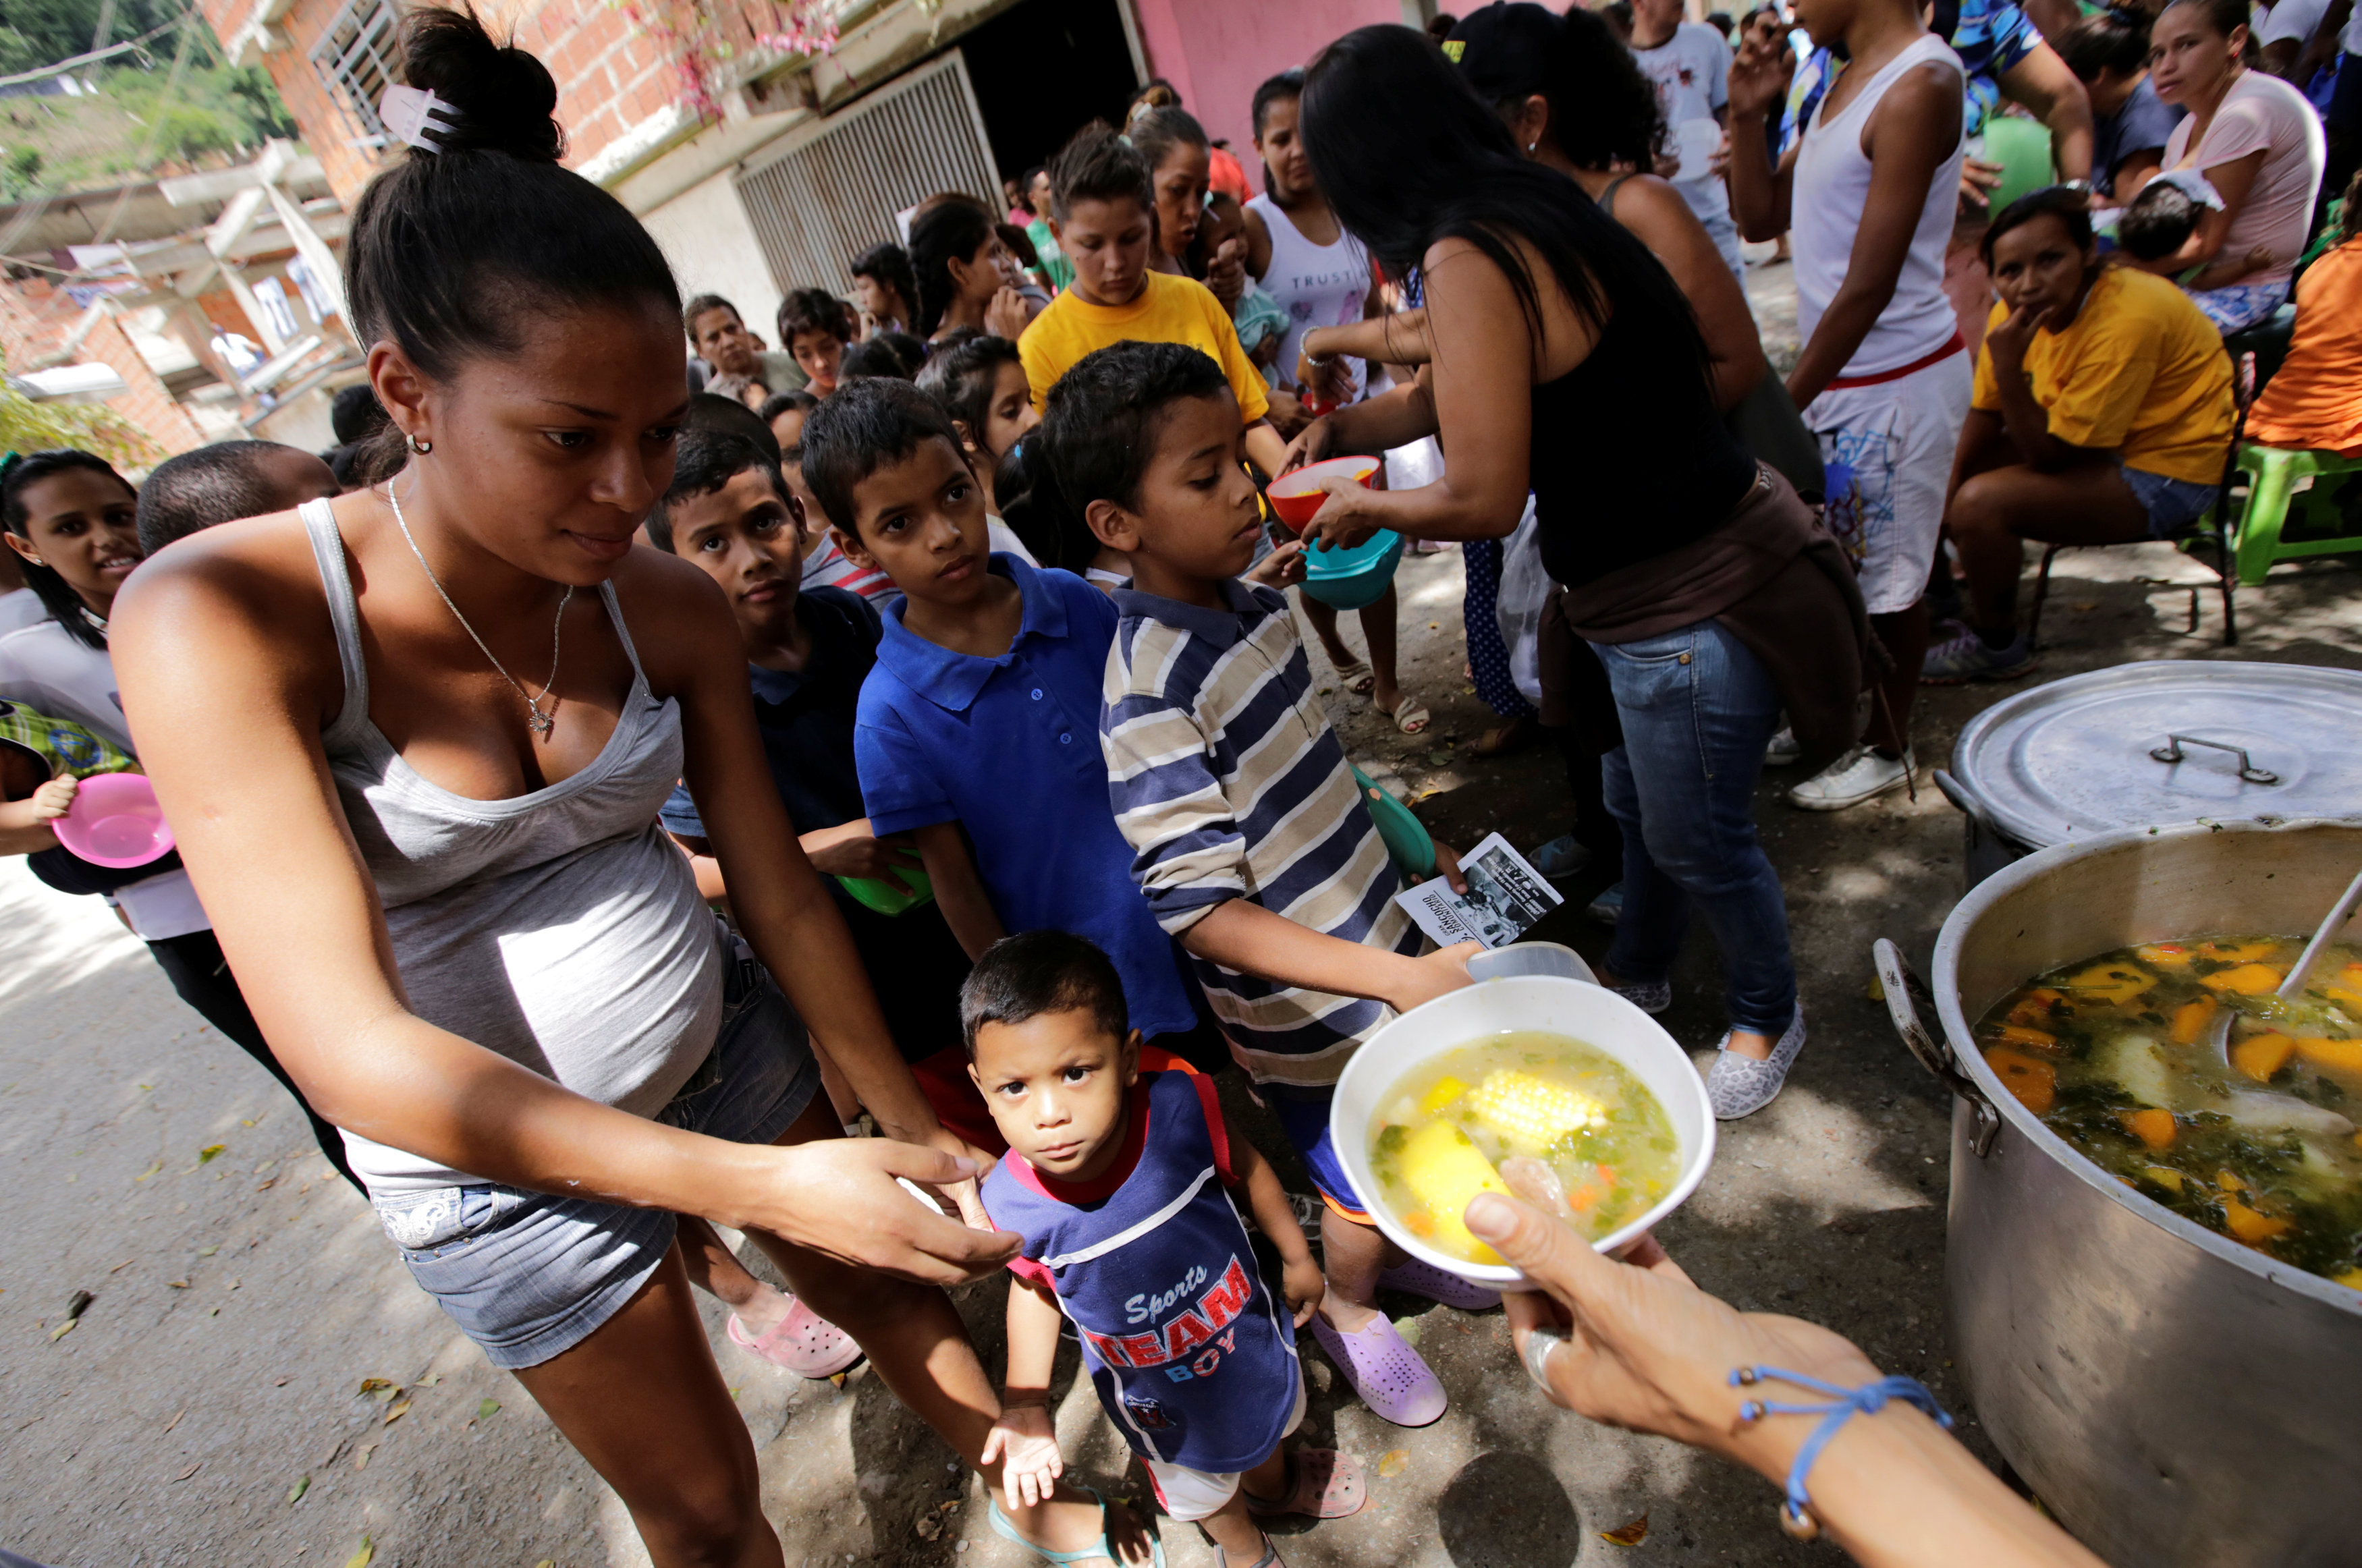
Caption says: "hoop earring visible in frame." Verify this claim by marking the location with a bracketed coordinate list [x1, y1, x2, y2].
[408, 433, 433, 455]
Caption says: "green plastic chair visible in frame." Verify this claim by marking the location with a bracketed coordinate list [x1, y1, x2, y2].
[2228, 444, 2362, 586]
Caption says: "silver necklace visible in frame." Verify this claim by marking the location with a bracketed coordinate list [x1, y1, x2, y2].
[385, 483, 573, 738]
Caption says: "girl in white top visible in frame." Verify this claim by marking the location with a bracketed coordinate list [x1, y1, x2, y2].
[1729, 0, 1971, 814]
[1245, 69, 1433, 735]
[2151, 0, 2328, 331]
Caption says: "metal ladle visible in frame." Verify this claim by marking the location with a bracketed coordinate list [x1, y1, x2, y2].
[2201, 862, 2362, 1070]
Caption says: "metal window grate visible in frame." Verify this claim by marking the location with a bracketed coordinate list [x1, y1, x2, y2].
[309, 0, 400, 139]
[734, 53, 1004, 304]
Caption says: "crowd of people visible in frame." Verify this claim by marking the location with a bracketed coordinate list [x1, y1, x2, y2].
[4, 0, 2359, 1563]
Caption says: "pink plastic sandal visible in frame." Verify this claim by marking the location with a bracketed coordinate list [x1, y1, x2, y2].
[1244, 1449, 1368, 1519]
[1376, 1256, 1502, 1312]
[1309, 1313, 1446, 1427]
[726, 1295, 862, 1378]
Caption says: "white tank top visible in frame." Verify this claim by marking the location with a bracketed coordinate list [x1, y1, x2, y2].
[1792, 33, 1967, 379]
[1246, 193, 1373, 399]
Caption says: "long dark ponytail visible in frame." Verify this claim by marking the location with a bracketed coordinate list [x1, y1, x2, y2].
[2, 450, 134, 649]
[1299, 24, 1709, 382]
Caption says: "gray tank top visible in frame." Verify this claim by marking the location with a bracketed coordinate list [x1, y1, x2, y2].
[300, 499, 723, 1196]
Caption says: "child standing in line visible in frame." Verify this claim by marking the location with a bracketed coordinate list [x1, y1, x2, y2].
[799, 378, 1221, 1073]
[778, 288, 856, 397]
[1728, 0, 1971, 812]
[1017, 123, 1291, 478]
[1042, 342, 1487, 1430]
[970, 932, 1366, 1568]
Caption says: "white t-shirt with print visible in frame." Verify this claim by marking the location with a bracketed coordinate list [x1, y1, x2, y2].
[1630, 22, 1736, 221]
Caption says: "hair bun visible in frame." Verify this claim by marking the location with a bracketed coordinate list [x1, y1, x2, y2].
[398, 7, 565, 163]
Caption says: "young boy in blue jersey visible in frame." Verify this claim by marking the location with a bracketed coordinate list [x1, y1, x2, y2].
[799, 377, 1219, 1071]
[1043, 341, 1489, 1430]
[969, 932, 1367, 1568]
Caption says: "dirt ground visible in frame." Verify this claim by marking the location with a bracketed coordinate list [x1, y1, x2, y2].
[5, 257, 2359, 1568]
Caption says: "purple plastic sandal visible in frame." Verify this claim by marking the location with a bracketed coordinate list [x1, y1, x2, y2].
[1376, 1256, 1502, 1312]
[1309, 1313, 1447, 1427]
[1244, 1449, 1368, 1519]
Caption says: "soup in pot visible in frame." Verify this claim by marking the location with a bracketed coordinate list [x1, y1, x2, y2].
[1365, 1032, 1680, 1264]
[1977, 936, 2362, 1287]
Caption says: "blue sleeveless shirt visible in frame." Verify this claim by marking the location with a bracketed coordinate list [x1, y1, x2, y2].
[981, 1065, 1300, 1472]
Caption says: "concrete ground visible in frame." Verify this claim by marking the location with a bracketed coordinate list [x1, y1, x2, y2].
[5, 256, 2359, 1568]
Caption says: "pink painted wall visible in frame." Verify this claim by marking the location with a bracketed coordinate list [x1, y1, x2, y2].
[1128, 0, 1410, 192]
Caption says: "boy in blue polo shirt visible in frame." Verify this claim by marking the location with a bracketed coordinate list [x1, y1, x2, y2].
[1043, 342, 1490, 1430]
[969, 932, 1365, 1568]
[800, 379, 1211, 1063]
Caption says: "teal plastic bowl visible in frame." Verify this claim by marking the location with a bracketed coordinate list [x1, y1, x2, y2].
[1302, 530, 1404, 610]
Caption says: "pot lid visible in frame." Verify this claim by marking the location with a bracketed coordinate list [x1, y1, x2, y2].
[1948, 660, 2362, 848]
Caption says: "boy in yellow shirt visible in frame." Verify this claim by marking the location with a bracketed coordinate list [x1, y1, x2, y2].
[1020, 123, 1290, 477]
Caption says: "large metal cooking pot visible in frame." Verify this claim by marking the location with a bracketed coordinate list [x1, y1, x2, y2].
[1933, 660, 2362, 887]
[1874, 816, 2362, 1568]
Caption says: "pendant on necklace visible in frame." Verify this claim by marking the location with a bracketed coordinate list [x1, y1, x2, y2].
[528, 708, 554, 738]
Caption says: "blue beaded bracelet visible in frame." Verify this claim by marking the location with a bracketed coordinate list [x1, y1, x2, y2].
[1729, 1366, 1954, 1540]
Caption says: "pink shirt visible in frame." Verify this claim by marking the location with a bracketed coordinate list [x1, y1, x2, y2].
[2164, 69, 2326, 291]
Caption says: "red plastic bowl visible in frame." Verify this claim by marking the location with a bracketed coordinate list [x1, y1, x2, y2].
[1267, 455, 1381, 530]
[53, 771, 175, 868]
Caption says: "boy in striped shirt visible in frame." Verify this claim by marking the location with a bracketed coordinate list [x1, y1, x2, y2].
[1039, 341, 1488, 1430]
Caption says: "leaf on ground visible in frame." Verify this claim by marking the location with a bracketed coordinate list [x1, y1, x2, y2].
[162, 1408, 186, 1434]
[167, 1279, 189, 1289]
[534, 1561, 555, 1568]
[475, 1397, 501, 1420]
[48, 1318, 76, 1341]
[352, 1441, 378, 1472]
[383, 1399, 412, 1424]
[828, 1372, 847, 1390]
[173, 1461, 202, 1481]
[287, 1475, 310, 1505]
[108, 1259, 132, 1274]
[198, 1145, 225, 1164]
[1599, 1515, 1649, 1546]
[196, 1245, 219, 1258]
[134, 1160, 163, 1182]
[255, 1160, 276, 1175]
[412, 1374, 439, 1386]
[1865, 974, 1886, 1002]
[341, 1536, 375, 1568]
[1392, 1315, 1422, 1347]
[355, 1378, 393, 1399]
[1377, 1449, 1409, 1478]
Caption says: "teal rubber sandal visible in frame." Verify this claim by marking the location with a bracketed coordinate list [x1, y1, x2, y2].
[987, 1485, 1165, 1568]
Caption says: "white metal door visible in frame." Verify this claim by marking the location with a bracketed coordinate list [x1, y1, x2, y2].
[734, 53, 1004, 301]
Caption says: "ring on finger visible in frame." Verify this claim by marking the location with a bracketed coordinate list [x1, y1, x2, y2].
[1520, 1327, 1565, 1392]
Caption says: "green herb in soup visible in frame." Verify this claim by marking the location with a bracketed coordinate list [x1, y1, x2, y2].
[1367, 1032, 1680, 1263]
[1977, 936, 2362, 1288]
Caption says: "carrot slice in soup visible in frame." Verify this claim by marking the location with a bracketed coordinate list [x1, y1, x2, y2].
[2169, 998, 2217, 1045]
[2232, 1033, 2298, 1083]
[2119, 1109, 2176, 1150]
[1984, 1046, 2056, 1113]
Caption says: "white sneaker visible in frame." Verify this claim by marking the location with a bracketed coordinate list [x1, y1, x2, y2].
[1764, 725, 1801, 767]
[1786, 745, 1913, 812]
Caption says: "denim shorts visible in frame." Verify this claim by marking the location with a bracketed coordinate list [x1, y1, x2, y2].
[372, 939, 821, 1370]
[2122, 464, 2218, 540]
[1255, 1082, 1371, 1221]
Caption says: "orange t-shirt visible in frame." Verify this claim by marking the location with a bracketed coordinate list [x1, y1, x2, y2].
[2244, 239, 2362, 457]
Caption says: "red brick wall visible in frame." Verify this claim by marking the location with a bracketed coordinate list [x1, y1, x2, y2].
[199, 0, 773, 207]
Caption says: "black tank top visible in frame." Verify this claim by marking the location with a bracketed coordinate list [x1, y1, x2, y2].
[1530, 287, 1759, 590]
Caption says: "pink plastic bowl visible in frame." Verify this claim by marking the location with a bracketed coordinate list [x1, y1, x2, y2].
[53, 772, 174, 868]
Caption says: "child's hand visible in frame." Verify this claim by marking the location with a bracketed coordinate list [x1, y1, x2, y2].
[1726, 28, 1793, 120]
[1244, 540, 1306, 590]
[1389, 941, 1481, 1015]
[1428, 839, 1468, 895]
[1282, 1254, 1326, 1327]
[28, 775, 77, 821]
[806, 823, 926, 882]
[1958, 157, 2004, 212]
[981, 1403, 1065, 1509]
[2237, 245, 2275, 279]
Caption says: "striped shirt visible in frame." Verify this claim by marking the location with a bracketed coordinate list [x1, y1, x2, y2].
[1101, 578, 1421, 1086]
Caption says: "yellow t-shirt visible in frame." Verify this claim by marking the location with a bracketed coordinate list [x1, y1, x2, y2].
[1017, 270, 1271, 424]
[1971, 266, 2234, 486]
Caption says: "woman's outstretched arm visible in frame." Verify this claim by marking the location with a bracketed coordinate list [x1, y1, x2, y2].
[111, 524, 1013, 1286]
[1471, 1195, 2108, 1568]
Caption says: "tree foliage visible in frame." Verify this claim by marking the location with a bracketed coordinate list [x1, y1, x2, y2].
[0, 0, 179, 69]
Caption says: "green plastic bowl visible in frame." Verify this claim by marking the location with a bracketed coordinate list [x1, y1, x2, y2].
[1303, 530, 1405, 611]
[838, 865, 935, 916]
[1352, 766, 1435, 879]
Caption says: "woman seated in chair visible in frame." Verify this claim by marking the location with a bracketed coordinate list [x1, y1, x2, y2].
[2243, 171, 2362, 458]
[1924, 188, 2237, 683]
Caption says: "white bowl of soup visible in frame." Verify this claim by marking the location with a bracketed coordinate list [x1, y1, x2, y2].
[1329, 953, 1718, 1287]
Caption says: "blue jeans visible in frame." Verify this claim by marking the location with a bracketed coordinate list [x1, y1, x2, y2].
[1593, 620, 1797, 1036]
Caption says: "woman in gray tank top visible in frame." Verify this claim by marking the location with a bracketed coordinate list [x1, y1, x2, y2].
[109, 12, 1157, 1567]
